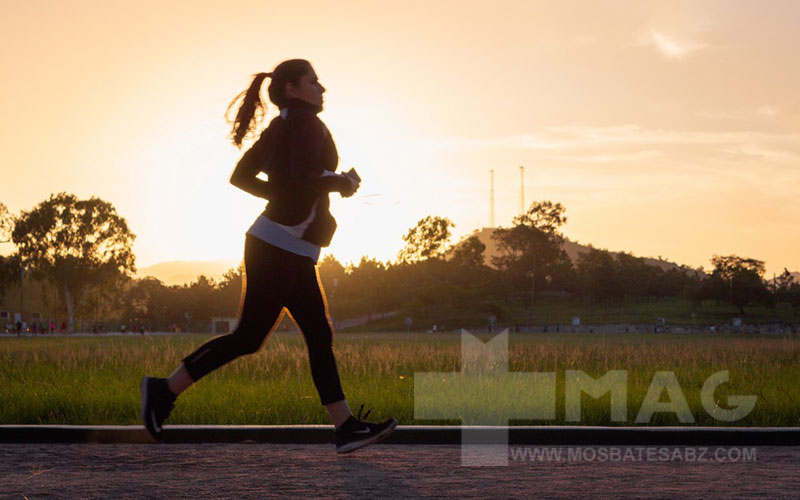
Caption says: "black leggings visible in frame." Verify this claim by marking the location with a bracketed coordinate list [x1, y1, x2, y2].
[182, 235, 345, 405]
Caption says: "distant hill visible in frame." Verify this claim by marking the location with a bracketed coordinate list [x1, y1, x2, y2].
[136, 260, 240, 286]
[462, 227, 696, 273]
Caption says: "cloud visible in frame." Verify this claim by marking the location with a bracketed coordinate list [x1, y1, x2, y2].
[571, 35, 598, 46]
[417, 125, 800, 164]
[530, 149, 663, 164]
[756, 105, 779, 117]
[642, 30, 707, 60]
[722, 144, 800, 162]
[418, 134, 567, 151]
[542, 125, 800, 148]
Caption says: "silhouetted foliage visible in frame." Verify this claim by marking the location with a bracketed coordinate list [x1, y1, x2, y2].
[695, 255, 771, 314]
[0, 202, 12, 243]
[0, 202, 19, 298]
[449, 235, 486, 271]
[12, 193, 136, 331]
[398, 216, 454, 263]
[576, 248, 624, 304]
[0, 254, 21, 298]
[492, 201, 573, 300]
[7, 197, 796, 331]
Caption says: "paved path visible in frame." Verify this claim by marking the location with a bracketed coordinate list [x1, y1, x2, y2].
[2, 444, 798, 499]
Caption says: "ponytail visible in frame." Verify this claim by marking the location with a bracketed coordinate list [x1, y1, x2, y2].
[226, 59, 313, 148]
[226, 72, 271, 148]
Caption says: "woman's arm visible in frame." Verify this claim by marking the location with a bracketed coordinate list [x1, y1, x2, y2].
[229, 132, 274, 200]
[288, 111, 354, 196]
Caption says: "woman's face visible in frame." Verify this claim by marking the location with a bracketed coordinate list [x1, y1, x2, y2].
[286, 67, 326, 108]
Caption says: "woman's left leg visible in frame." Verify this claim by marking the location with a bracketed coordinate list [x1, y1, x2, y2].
[287, 256, 398, 454]
[285, 259, 349, 425]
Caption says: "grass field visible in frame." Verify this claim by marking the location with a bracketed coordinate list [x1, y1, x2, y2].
[1, 332, 799, 427]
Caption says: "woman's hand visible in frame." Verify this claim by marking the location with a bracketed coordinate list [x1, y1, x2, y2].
[340, 175, 360, 198]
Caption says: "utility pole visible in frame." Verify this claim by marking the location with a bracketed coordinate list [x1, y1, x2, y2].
[519, 165, 525, 215]
[531, 264, 535, 310]
[19, 265, 25, 334]
[489, 169, 495, 227]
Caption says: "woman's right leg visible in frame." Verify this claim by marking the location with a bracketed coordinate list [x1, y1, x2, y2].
[166, 364, 194, 396]
[177, 235, 288, 389]
[143, 236, 288, 441]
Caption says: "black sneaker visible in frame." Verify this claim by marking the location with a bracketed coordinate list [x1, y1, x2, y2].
[334, 405, 398, 454]
[140, 376, 176, 441]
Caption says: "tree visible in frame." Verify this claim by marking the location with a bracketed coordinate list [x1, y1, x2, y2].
[696, 254, 771, 314]
[217, 264, 245, 317]
[492, 201, 573, 297]
[710, 255, 765, 278]
[317, 254, 346, 292]
[349, 257, 394, 320]
[12, 193, 136, 332]
[0, 253, 20, 299]
[397, 216, 454, 263]
[180, 275, 220, 326]
[576, 248, 623, 303]
[774, 268, 795, 302]
[513, 200, 567, 235]
[317, 255, 346, 321]
[0, 202, 18, 298]
[449, 235, 486, 270]
[0, 202, 12, 243]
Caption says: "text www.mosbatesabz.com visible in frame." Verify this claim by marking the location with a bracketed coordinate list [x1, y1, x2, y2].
[509, 446, 757, 463]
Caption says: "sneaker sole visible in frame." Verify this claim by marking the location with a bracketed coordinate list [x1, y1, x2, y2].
[140, 376, 161, 441]
[336, 419, 398, 454]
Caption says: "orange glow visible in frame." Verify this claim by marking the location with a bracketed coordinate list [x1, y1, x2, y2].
[1, 1, 798, 276]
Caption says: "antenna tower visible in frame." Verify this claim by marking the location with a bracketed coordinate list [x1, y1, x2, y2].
[489, 169, 495, 227]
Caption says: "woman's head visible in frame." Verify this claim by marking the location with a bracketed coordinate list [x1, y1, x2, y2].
[269, 59, 325, 108]
[227, 59, 325, 147]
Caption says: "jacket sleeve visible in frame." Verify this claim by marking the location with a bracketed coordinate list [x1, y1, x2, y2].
[229, 130, 275, 200]
[288, 111, 352, 195]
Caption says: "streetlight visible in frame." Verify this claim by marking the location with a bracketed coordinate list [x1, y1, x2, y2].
[19, 264, 26, 333]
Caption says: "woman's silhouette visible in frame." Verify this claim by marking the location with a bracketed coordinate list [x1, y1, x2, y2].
[141, 59, 397, 453]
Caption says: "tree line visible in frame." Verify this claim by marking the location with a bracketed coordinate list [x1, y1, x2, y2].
[1, 195, 799, 333]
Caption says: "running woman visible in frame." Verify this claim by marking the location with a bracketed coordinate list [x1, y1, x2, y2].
[140, 59, 397, 453]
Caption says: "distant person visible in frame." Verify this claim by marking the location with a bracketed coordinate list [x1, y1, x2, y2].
[49, 321, 55, 334]
[15, 320, 22, 336]
[140, 59, 396, 453]
[60, 321, 67, 333]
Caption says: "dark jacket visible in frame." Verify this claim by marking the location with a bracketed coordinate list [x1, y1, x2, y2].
[230, 98, 352, 247]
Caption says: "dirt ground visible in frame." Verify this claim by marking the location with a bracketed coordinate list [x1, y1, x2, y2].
[1, 444, 798, 499]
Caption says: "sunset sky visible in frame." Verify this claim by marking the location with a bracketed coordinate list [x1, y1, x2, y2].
[2, 0, 798, 277]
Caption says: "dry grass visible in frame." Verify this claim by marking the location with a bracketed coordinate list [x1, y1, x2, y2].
[1, 332, 798, 426]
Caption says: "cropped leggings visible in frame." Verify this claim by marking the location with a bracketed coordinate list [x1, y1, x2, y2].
[182, 234, 345, 405]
